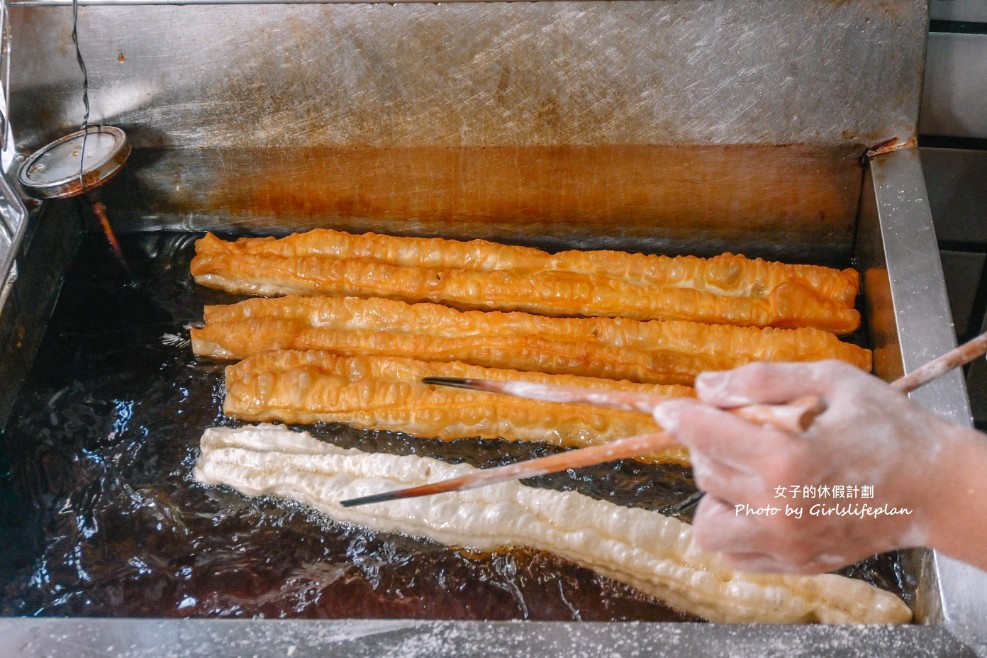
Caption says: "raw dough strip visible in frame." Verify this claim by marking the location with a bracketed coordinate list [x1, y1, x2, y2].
[223, 350, 691, 464]
[191, 232, 861, 334]
[193, 295, 872, 385]
[194, 424, 913, 625]
[194, 230, 859, 304]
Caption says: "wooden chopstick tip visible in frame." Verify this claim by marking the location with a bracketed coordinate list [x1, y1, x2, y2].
[339, 491, 406, 508]
[421, 376, 486, 390]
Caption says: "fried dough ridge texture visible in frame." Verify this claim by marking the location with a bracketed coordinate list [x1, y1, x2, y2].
[222, 350, 692, 464]
[192, 296, 871, 385]
[191, 230, 861, 334]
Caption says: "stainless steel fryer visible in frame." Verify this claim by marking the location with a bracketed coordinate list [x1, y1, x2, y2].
[1, 1, 986, 655]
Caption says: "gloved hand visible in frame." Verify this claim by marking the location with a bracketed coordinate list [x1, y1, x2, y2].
[654, 360, 987, 574]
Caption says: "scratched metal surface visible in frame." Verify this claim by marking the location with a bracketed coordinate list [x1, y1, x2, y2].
[6, 2, 927, 257]
[11, 1, 926, 149]
[858, 149, 987, 651]
[0, 618, 982, 658]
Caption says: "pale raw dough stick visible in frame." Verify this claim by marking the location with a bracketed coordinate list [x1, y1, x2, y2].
[194, 424, 913, 625]
[222, 350, 692, 464]
[192, 296, 872, 385]
[191, 231, 862, 334]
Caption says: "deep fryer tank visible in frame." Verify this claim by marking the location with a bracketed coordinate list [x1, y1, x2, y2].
[0, 1, 984, 655]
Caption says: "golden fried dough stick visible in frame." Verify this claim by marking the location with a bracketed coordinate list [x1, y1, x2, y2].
[194, 296, 872, 385]
[192, 232, 860, 333]
[195, 424, 913, 625]
[195, 230, 859, 305]
[222, 350, 692, 464]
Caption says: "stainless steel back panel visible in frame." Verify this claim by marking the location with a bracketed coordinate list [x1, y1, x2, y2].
[7, 1, 928, 259]
[10, 2, 926, 150]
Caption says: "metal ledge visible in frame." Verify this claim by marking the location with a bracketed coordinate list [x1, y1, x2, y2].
[858, 147, 987, 656]
[0, 618, 981, 658]
[0, 172, 28, 316]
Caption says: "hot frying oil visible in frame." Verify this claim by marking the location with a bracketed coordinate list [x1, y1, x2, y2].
[0, 233, 910, 619]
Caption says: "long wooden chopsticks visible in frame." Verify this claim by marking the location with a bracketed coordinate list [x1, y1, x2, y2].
[339, 332, 987, 508]
[419, 378, 827, 433]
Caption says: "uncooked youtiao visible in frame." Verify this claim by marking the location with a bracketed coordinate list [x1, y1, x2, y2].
[193, 424, 912, 625]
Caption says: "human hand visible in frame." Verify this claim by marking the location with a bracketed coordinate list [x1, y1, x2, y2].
[654, 360, 963, 574]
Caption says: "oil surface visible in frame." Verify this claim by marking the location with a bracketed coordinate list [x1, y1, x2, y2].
[0, 233, 909, 620]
